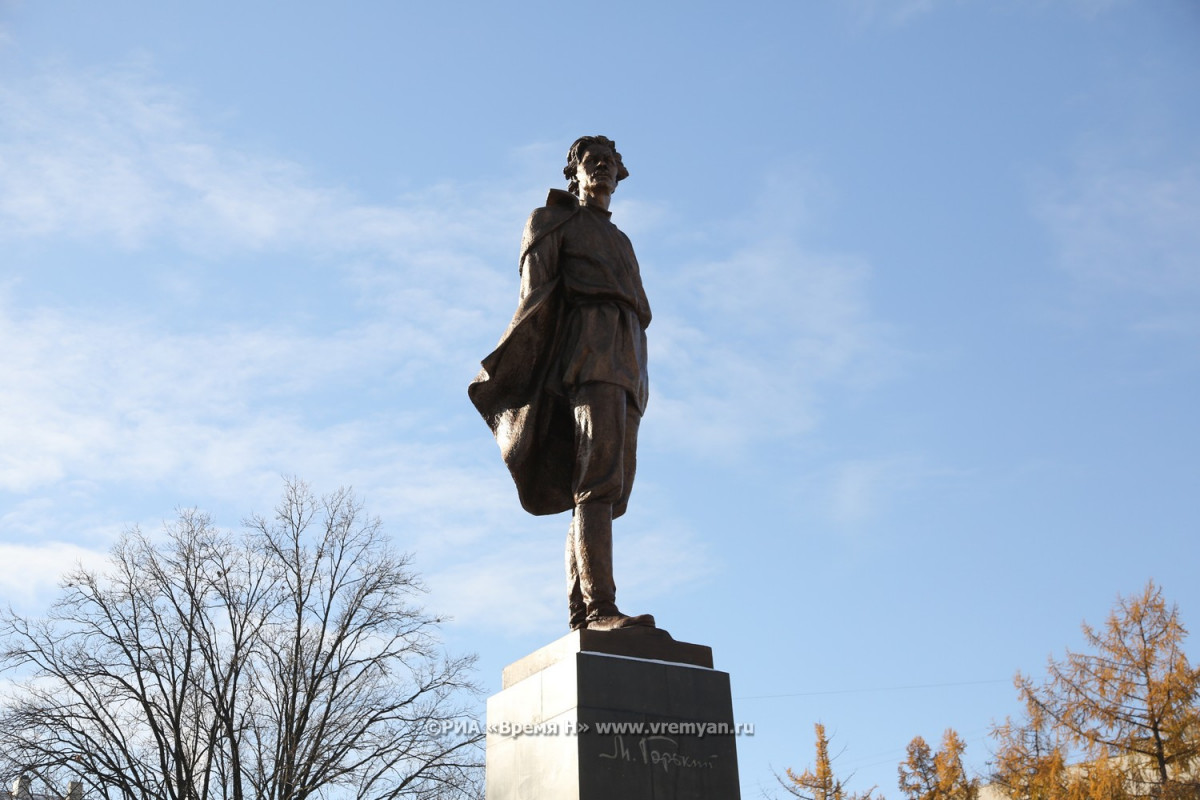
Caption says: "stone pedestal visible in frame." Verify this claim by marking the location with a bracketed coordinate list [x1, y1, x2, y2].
[486, 629, 741, 800]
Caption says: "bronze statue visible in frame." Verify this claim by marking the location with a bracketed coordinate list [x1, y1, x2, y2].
[469, 136, 655, 632]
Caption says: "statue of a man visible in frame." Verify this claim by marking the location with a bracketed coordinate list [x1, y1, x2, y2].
[469, 136, 655, 632]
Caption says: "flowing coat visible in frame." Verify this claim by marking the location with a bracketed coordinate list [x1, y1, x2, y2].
[468, 188, 651, 516]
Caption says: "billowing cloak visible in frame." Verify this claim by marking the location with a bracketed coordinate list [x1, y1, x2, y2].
[468, 190, 581, 516]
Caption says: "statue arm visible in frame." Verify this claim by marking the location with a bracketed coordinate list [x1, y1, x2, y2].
[519, 215, 563, 302]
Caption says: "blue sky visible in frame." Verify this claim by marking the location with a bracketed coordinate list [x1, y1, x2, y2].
[1, 0, 1198, 795]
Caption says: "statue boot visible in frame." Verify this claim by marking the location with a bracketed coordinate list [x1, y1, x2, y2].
[572, 502, 654, 631]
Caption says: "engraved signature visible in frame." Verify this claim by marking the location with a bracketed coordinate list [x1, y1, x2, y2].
[599, 734, 716, 772]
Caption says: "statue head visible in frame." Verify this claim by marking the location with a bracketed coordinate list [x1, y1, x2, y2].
[563, 136, 629, 198]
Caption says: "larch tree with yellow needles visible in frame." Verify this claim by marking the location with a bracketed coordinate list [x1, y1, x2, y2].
[1018, 581, 1200, 799]
[780, 722, 882, 800]
[898, 729, 978, 800]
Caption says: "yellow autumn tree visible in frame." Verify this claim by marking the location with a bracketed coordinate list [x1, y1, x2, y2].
[934, 730, 979, 800]
[989, 693, 1072, 800]
[1065, 752, 1132, 800]
[991, 681, 1140, 800]
[780, 722, 882, 800]
[1018, 581, 1200, 799]
[899, 736, 938, 800]
[898, 729, 978, 800]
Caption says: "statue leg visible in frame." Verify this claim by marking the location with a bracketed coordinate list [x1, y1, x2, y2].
[566, 511, 586, 630]
[571, 383, 654, 631]
[574, 501, 618, 617]
[574, 502, 653, 630]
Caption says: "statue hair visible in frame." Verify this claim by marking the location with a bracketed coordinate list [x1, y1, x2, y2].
[563, 135, 629, 196]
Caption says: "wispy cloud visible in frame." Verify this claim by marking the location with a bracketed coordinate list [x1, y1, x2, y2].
[0, 66, 479, 249]
[425, 511, 714, 636]
[0, 62, 725, 634]
[0, 61, 889, 634]
[1064, 0, 1133, 19]
[648, 177, 897, 458]
[427, 538, 563, 635]
[849, 0, 1132, 27]
[849, 0, 946, 25]
[826, 454, 947, 527]
[0, 63, 524, 329]
[1034, 153, 1200, 335]
[0, 298, 426, 491]
[0, 541, 109, 612]
[0, 62, 524, 503]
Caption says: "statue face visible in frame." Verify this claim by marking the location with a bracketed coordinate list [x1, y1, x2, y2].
[574, 145, 619, 199]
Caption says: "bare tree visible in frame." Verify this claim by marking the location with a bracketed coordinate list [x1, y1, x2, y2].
[0, 480, 482, 800]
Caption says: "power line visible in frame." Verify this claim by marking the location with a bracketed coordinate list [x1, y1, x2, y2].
[737, 678, 1009, 700]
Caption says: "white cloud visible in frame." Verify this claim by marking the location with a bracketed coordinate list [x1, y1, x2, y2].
[426, 512, 715, 636]
[0, 299, 401, 491]
[0, 63, 531, 517]
[1035, 155, 1200, 334]
[619, 523, 714, 597]
[850, 0, 1131, 25]
[0, 541, 109, 612]
[1, 67, 185, 245]
[648, 213, 896, 458]
[1064, 0, 1133, 18]
[0, 62, 898, 479]
[828, 455, 925, 526]
[0, 61, 872, 637]
[1039, 166, 1200, 294]
[850, 0, 946, 25]
[0, 65, 524, 314]
[427, 531, 563, 635]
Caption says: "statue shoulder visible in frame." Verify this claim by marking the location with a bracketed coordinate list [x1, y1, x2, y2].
[528, 189, 579, 227]
[522, 190, 581, 251]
